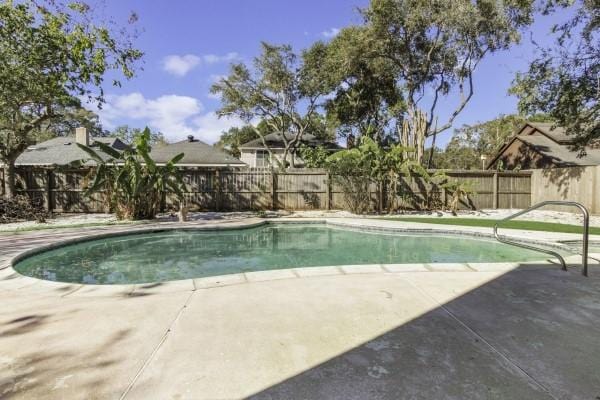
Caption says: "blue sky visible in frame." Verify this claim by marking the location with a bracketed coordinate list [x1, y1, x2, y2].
[88, 0, 564, 147]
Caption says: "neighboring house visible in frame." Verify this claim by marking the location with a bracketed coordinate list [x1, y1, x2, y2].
[15, 129, 245, 168]
[486, 122, 600, 170]
[239, 132, 343, 168]
[150, 135, 245, 167]
[15, 127, 128, 166]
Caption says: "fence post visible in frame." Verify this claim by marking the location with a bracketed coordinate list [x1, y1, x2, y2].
[271, 170, 277, 210]
[441, 186, 446, 209]
[493, 172, 499, 209]
[214, 169, 221, 211]
[325, 172, 331, 210]
[46, 169, 53, 212]
[378, 181, 385, 213]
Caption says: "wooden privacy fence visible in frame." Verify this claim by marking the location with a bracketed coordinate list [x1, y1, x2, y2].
[0, 167, 532, 213]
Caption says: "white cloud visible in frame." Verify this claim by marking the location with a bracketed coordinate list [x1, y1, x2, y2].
[87, 92, 244, 144]
[202, 52, 240, 64]
[192, 113, 246, 143]
[321, 28, 340, 38]
[162, 54, 201, 77]
[162, 53, 241, 77]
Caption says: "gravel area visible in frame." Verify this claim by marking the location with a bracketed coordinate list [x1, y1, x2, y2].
[382, 209, 600, 227]
[2, 208, 599, 232]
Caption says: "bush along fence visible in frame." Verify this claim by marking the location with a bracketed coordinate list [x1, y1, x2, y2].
[0, 167, 532, 213]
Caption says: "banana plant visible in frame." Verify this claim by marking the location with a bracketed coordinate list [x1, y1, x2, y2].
[430, 171, 476, 215]
[76, 127, 186, 220]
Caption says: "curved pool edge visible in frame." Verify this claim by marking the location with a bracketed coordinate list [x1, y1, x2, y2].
[3, 217, 572, 296]
[1, 260, 560, 298]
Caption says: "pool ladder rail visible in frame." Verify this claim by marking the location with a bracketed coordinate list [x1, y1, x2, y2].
[493, 201, 590, 277]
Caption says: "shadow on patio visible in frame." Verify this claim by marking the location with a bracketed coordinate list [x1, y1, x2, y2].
[249, 264, 600, 400]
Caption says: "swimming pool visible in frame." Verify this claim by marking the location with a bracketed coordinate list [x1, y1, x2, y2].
[12, 223, 555, 285]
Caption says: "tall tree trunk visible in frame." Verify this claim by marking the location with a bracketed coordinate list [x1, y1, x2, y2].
[4, 160, 17, 198]
[427, 132, 437, 168]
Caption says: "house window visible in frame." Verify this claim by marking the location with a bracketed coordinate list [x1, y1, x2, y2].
[255, 150, 270, 167]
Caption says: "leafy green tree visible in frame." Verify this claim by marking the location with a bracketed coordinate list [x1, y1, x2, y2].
[511, 0, 599, 148]
[35, 107, 105, 142]
[215, 126, 260, 158]
[110, 125, 167, 146]
[304, 29, 401, 145]
[312, 0, 535, 166]
[78, 128, 185, 220]
[0, 0, 142, 197]
[211, 42, 328, 169]
[298, 145, 330, 169]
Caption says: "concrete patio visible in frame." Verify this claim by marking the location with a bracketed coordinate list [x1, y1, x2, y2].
[1, 218, 600, 399]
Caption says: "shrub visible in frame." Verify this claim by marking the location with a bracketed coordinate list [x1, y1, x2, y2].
[0, 195, 48, 224]
[325, 137, 428, 214]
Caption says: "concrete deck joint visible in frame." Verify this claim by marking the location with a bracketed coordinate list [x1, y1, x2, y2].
[119, 290, 196, 400]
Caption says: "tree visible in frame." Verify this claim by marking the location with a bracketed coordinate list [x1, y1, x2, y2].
[316, 0, 535, 166]
[35, 106, 106, 142]
[215, 125, 260, 158]
[211, 42, 328, 169]
[304, 29, 402, 146]
[0, 0, 142, 197]
[110, 125, 167, 146]
[78, 128, 185, 220]
[214, 120, 278, 158]
[511, 0, 599, 149]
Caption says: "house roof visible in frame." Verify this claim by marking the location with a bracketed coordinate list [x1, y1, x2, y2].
[516, 135, 600, 166]
[526, 122, 572, 143]
[239, 132, 343, 150]
[16, 136, 128, 166]
[486, 122, 600, 169]
[149, 137, 245, 166]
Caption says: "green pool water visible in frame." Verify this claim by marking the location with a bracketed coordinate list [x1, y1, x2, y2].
[14, 224, 550, 284]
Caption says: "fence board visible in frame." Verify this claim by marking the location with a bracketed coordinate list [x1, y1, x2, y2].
[3, 166, 532, 213]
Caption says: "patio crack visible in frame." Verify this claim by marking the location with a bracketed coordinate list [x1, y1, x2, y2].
[119, 290, 196, 400]
[403, 278, 560, 400]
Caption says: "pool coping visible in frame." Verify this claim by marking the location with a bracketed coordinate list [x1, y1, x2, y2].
[1, 218, 581, 297]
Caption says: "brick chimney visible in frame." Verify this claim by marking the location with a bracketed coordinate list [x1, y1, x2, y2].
[75, 127, 90, 146]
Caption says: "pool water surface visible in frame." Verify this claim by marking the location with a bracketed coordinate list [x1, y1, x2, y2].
[14, 223, 551, 284]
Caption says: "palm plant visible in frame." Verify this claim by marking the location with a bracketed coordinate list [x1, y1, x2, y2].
[77, 128, 186, 220]
[430, 172, 476, 215]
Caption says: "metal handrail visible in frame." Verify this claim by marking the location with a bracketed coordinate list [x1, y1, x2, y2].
[493, 201, 590, 277]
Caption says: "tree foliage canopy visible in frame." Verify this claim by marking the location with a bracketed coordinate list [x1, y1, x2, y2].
[511, 0, 599, 148]
[110, 125, 167, 146]
[311, 0, 534, 141]
[211, 42, 330, 168]
[0, 0, 142, 196]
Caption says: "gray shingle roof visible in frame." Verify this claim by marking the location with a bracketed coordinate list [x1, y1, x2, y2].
[16, 136, 127, 166]
[517, 134, 600, 166]
[15, 136, 245, 167]
[239, 132, 342, 150]
[149, 138, 245, 166]
[527, 122, 572, 143]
